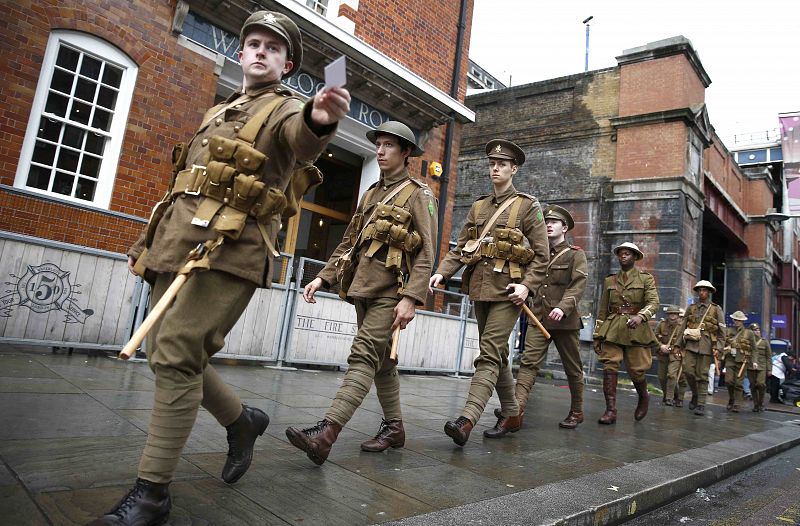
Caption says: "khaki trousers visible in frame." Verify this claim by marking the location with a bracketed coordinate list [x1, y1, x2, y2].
[462, 301, 521, 424]
[325, 297, 402, 426]
[518, 327, 584, 412]
[139, 270, 255, 483]
[665, 358, 688, 401]
[656, 355, 669, 396]
[598, 342, 652, 382]
[724, 355, 745, 405]
[682, 351, 711, 405]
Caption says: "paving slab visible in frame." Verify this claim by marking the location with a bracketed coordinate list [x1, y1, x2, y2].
[1, 345, 799, 526]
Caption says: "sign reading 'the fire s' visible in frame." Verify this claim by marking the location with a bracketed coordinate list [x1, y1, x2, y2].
[1, 263, 94, 323]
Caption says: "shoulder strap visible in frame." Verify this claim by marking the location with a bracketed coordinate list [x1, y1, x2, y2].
[546, 247, 571, 270]
[697, 303, 712, 325]
[505, 195, 525, 228]
[199, 94, 253, 131]
[475, 196, 518, 243]
[393, 181, 419, 208]
[237, 96, 289, 145]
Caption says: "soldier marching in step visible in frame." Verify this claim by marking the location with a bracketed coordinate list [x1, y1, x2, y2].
[723, 311, 757, 412]
[655, 305, 688, 407]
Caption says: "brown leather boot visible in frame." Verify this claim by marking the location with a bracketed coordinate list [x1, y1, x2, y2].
[285, 419, 342, 466]
[633, 379, 650, 421]
[222, 405, 269, 484]
[483, 414, 521, 438]
[493, 405, 525, 424]
[87, 478, 171, 526]
[360, 419, 405, 452]
[558, 410, 584, 429]
[598, 371, 618, 425]
[444, 416, 473, 446]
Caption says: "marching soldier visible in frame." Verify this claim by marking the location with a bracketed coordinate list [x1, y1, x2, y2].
[674, 280, 726, 416]
[592, 242, 659, 424]
[286, 121, 437, 465]
[430, 139, 548, 445]
[748, 323, 771, 412]
[94, 11, 352, 526]
[504, 204, 588, 429]
[723, 311, 757, 412]
[655, 306, 688, 406]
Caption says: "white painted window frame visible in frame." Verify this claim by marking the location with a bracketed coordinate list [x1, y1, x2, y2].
[14, 30, 138, 209]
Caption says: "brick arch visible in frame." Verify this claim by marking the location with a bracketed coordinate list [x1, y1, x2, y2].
[44, 7, 153, 66]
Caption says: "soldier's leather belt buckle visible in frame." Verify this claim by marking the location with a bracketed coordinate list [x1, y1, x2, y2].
[184, 164, 208, 196]
[616, 306, 639, 314]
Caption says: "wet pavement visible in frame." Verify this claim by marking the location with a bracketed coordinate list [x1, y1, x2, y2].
[1, 344, 799, 525]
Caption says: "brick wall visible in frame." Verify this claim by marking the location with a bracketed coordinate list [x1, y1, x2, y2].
[615, 122, 688, 179]
[618, 54, 706, 118]
[0, 0, 216, 253]
[354, 0, 473, 102]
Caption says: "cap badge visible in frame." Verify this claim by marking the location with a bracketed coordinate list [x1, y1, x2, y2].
[263, 13, 277, 24]
[494, 144, 502, 153]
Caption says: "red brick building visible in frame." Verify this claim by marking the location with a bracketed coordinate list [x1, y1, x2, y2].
[458, 37, 788, 345]
[0, 0, 474, 349]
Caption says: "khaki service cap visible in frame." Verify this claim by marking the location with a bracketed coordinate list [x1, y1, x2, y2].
[749, 323, 760, 331]
[730, 310, 748, 321]
[240, 11, 303, 76]
[365, 121, 424, 157]
[613, 241, 643, 260]
[665, 305, 681, 314]
[543, 204, 575, 231]
[486, 139, 525, 166]
[693, 280, 716, 293]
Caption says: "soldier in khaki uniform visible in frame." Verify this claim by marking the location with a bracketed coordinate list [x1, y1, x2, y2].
[430, 139, 548, 445]
[503, 204, 588, 429]
[593, 242, 659, 424]
[654, 305, 688, 406]
[285, 121, 437, 465]
[722, 311, 757, 412]
[92, 12, 352, 526]
[748, 323, 771, 412]
[674, 280, 725, 416]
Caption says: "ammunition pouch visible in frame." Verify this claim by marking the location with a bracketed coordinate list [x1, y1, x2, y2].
[361, 201, 421, 272]
[458, 226, 533, 272]
[208, 135, 266, 173]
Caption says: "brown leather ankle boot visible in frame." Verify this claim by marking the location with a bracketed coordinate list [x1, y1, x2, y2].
[598, 371, 618, 425]
[633, 379, 650, 421]
[558, 410, 584, 429]
[285, 419, 342, 465]
[483, 413, 522, 438]
[444, 416, 473, 446]
[360, 419, 405, 452]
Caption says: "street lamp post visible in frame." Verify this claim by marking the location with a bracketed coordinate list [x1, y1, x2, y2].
[582, 16, 593, 72]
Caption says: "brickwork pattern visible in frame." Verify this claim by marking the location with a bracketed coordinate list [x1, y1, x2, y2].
[618, 54, 706, 118]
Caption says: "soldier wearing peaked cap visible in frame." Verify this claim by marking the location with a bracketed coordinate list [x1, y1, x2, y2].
[747, 323, 771, 412]
[93, 10, 352, 526]
[722, 310, 757, 413]
[430, 139, 549, 446]
[286, 120, 437, 465]
[674, 280, 726, 416]
[655, 305, 688, 407]
[592, 242, 660, 424]
[503, 203, 588, 430]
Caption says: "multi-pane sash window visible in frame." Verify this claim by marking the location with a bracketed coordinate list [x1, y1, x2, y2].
[15, 31, 137, 208]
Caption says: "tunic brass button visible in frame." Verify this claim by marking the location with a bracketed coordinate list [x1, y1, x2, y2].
[382, 186, 387, 190]
[243, 158, 250, 164]
[215, 118, 222, 126]
[484, 261, 488, 265]
[543, 284, 548, 288]
[201, 138, 208, 146]
[223, 197, 229, 204]
[234, 125, 241, 132]
[216, 146, 224, 154]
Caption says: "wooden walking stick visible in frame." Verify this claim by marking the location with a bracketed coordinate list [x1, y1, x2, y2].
[119, 238, 223, 360]
[521, 303, 551, 340]
[737, 354, 748, 378]
[389, 325, 401, 364]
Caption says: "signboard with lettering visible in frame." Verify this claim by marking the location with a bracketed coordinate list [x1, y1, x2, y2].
[772, 314, 787, 328]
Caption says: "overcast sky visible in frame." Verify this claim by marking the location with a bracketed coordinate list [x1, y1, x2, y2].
[468, 0, 798, 148]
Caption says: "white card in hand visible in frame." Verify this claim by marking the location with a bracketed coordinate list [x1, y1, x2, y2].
[324, 56, 347, 88]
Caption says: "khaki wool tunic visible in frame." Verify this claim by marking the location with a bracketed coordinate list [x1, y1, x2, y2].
[675, 301, 725, 355]
[725, 326, 757, 364]
[317, 168, 438, 305]
[749, 337, 772, 371]
[655, 319, 682, 362]
[129, 82, 335, 287]
[528, 240, 588, 330]
[437, 184, 549, 300]
[594, 268, 659, 346]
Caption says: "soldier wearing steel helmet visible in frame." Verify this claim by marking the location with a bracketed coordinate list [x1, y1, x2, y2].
[286, 121, 438, 465]
[655, 305, 688, 407]
[592, 242, 660, 424]
[430, 139, 549, 446]
[722, 311, 757, 412]
[674, 280, 726, 416]
[98, 9, 352, 526]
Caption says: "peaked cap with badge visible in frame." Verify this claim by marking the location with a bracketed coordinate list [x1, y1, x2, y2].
[543, 204, 575, 231]
[485, 139, 525, 166]
[240, 11, 303, 76]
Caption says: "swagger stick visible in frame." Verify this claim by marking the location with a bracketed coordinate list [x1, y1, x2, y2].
[389, 325, 401, 363]
[521, 303, 551, 340]
[119, 238, 223, 360]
